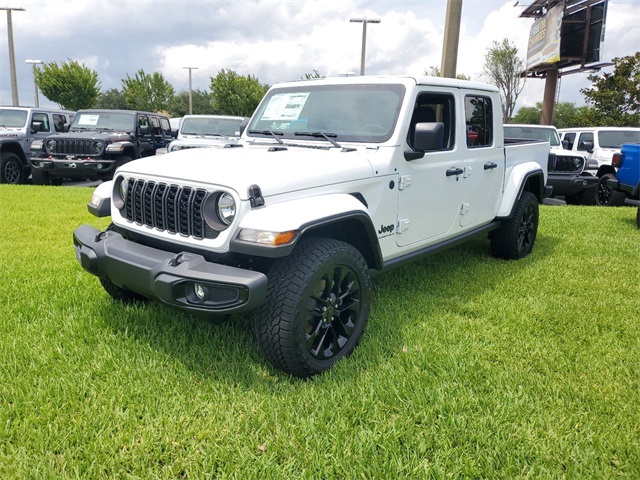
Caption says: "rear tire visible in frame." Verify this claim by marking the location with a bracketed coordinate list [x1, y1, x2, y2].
[491, 191, 539, 260]
[254, 237, 372, 378]
[596, 173, 627, 206]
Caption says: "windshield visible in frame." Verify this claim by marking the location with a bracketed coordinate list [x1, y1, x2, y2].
[504, 125, 560, 146]
[598, 130, 640, 149]
[71, 112, 135, 131]
[0, 109, 28, 128]
[247, 83, 406, 143]
[180, 117, 244, 136]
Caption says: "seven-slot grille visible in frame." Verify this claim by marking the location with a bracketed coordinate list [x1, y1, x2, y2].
[50, 139, 98, 156]
[123, 178, 216, 239]
[550, 154, 584, 174]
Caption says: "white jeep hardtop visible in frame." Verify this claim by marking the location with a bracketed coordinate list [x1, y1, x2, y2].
[74, 75, 550, 377]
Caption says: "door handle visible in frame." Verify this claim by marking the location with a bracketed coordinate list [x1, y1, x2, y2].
[446, 167, 464, 176]
[484, 162, 498, 170]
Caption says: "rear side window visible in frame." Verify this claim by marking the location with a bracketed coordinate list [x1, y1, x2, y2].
[465, 95, 493, 148]
[159, 117, 171, 136]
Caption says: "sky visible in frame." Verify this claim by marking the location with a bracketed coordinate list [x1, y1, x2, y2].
[0, 0, 639, 114]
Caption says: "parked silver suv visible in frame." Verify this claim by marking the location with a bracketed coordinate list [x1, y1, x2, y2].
[0, 107, 75, 184]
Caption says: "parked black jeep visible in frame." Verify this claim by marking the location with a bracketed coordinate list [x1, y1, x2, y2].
[30, 109, 172, 185]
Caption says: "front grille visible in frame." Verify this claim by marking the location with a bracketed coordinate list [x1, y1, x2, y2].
[51, 139, 97, 156]
[123, 178, 216, 239]
[549, 154, 584, 174]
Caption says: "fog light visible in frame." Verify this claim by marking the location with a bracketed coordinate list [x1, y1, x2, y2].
[97, 163, 103, 169]
[194, 283, 207, 300]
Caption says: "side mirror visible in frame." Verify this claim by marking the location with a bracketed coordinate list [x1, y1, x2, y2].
[561, 139, 569, 150]
[413, 122, 445, 152]
[139, 125, 151, 135]
[31, 120, 44, 134]
[582, 140, 594, 153]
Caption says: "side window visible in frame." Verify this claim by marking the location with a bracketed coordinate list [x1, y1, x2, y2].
[31, 113, 51, 132]
[160, 118, 171, 136]
[407, 92, 455, 151]
[563, 132, 576, 150]
[464, 95, 493, 148]
[150, 116, 161, 135]
[138, 115, 151, 134]
[52, 114, 66, 132]
[577, 133, 593, 151]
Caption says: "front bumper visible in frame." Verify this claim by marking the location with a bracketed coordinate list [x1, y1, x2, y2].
[32, 157, 116, 178]
[73, 224, 268, 315]
[547, 172, 598, 197]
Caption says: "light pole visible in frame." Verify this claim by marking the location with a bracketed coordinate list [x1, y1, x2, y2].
[25, 59, 43, 107]
[349, 17, 381, 76]
[1, 7, 25, 106]
[182, 66, 198, 114]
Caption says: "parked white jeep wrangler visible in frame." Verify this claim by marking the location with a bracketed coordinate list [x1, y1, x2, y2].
[74, 76, 550, 377]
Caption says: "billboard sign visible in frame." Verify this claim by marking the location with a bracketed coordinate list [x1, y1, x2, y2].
[526, 3, 564, 70]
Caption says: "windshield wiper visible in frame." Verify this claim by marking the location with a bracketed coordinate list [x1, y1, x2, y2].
[248, 129, 284, 144]
[294, 131, 346, 149]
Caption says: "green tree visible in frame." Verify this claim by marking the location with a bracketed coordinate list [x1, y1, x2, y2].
[95, 88, 128, 110]
[35, 60, 101, 110]
[168, 89, 214, 117]
[425, 66, 470, 81]
[511, 102, 591, 129]
[122, 69, 175, 112]
[482, 39, 526, 122]
[579, 52, 640, 126]
[210, 69, 269, 117]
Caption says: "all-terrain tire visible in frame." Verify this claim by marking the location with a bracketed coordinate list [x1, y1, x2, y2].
[491, 191, 539, 260]
[254, 237, 372, 378]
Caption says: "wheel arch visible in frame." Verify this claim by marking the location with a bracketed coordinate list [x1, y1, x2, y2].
[0, 140, 28, 164]
[596, 164, 616, 178]
[497, 166, 546, 218]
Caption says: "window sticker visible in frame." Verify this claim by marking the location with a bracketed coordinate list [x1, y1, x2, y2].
[261, 93, 310, 122]
[77, 114, 100, 126]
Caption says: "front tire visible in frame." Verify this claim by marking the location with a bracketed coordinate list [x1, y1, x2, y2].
[491, 191, 539, 260]
[254, 238, 372, 378]
[0, 152, 26, 184]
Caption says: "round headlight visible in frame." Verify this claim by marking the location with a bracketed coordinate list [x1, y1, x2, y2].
[46, 139, 56, 151]
[217, 193, 236, 225]
[113, 176, 128, 209]
[573, 157, 583, 169]
[94, 140, 105, 153]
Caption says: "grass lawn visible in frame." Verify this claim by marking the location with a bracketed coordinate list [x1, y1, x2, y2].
[1, 184, 639, 479]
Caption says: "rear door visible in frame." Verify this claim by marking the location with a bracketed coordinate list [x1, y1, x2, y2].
[459, 93, 504, 227]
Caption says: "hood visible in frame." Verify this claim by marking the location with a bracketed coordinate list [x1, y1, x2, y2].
[119, 143, 375, 199]
[169, 137, 239, 150]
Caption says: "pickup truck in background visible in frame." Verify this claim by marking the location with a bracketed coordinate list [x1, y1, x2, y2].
[504, 124, 597, 205]
[74, 76, 551, 377]
[558, 127, 640, 206]
[0, 106, 75, 184]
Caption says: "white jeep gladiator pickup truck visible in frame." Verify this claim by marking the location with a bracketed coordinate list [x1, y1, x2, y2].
[74, 76, 550, 377]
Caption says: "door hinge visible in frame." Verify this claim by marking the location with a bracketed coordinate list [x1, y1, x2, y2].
[398, 175, 412, 190]
[460, 203, 470, 215]
[397, 218, 410, 233]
